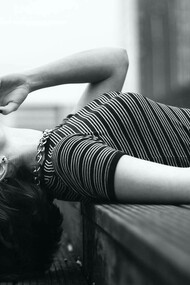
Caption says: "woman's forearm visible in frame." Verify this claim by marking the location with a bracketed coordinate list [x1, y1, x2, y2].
[114, 155, 190, 204]
[26, 47, 128, 93]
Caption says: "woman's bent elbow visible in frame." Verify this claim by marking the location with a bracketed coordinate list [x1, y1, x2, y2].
[113, 48, 129, 91]
[117, 48, 129, 75]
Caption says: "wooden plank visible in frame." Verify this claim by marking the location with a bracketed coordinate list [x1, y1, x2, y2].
[82, 204, 190, 285]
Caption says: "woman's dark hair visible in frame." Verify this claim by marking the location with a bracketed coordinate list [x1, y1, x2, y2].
[0, 178, 63, 281]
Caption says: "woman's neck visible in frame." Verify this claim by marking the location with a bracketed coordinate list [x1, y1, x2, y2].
[4, 126, 43, 176]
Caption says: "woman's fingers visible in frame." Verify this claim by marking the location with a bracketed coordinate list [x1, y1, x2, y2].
[0, 102, 18, 115]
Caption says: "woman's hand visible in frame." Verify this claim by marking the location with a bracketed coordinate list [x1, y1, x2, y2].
[0, 74, 30, 115]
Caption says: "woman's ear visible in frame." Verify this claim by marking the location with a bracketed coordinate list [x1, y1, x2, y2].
[0, 156, 8, 181]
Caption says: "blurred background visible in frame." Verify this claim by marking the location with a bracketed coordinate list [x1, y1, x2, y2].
[0, 0, 190, 130]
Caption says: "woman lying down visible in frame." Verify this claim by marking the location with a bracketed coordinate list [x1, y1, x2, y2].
[0, 47, 190, 279]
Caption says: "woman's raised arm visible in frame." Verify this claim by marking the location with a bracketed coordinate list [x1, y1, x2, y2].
[0, 47, 128, 115]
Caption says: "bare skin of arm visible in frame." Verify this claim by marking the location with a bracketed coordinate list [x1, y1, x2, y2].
[114, 155, 190, 204]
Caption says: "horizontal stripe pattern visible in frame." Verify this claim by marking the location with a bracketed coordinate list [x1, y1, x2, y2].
[42, 92, 190, 201]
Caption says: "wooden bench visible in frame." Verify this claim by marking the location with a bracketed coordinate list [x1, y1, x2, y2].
[59, 201, 190, 285]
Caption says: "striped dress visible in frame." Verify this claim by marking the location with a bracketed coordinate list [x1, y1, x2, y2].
[41, 92, 190, 202]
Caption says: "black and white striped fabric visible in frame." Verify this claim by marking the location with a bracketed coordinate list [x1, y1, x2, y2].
[42, 92, 190, 202]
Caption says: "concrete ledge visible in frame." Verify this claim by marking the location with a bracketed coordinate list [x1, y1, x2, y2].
[82, 204, 190, 285]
